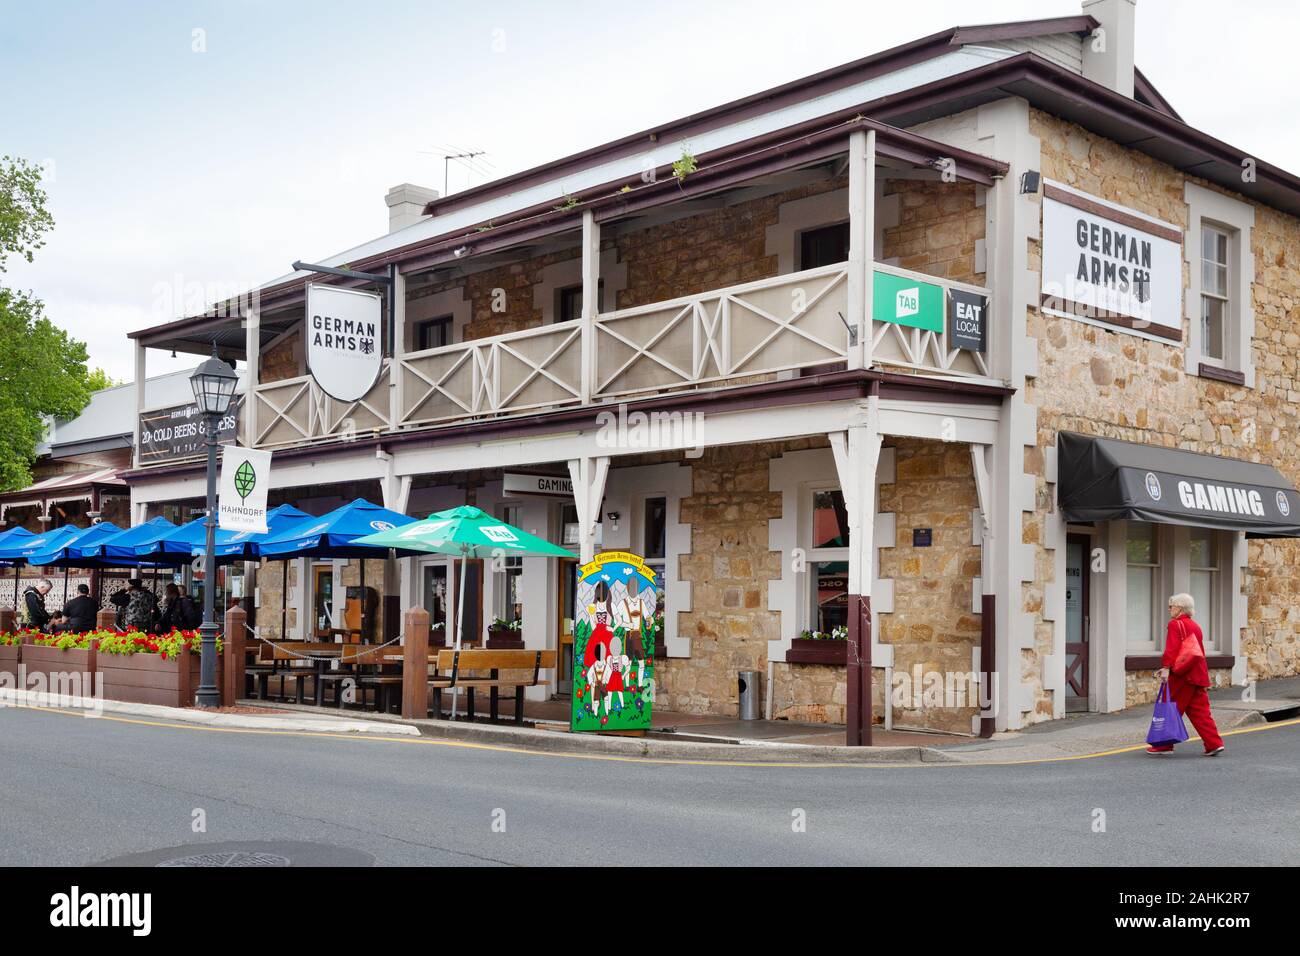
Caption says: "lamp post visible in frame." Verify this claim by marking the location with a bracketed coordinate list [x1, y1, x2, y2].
[190, 348, 239, 708]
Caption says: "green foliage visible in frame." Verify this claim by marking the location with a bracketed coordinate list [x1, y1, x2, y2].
[0, 156, 54, 273]
[0, 157, 96, 492]
[84, 368, 121, 391]
[672, 148, 698, 183]
[0, 289, 94, 491]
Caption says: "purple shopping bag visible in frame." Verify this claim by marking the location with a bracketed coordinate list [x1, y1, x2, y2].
[1146, 680, 1189, 746]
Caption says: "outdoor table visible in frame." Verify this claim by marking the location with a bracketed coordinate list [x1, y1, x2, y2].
[300, 646, 346, 707]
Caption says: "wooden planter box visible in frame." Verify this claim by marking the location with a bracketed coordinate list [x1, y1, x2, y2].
[20, 640, 97, 694]
[786, 638, 847, 666]
[0, 643, 20, 682]
[99, 647, 223, 708]
[485, 627, 524, 650]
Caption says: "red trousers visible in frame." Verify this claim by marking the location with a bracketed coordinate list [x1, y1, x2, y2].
[1150, 677, 1224, 752]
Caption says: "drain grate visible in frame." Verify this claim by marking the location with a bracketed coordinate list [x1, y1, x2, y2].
[94, 841, 374, 868]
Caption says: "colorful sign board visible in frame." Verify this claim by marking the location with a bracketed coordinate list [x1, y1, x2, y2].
[872, 270, 944, 333]
[948, 289, 987, 352]
[1040, 181, 1182, 340]
[137, 397, 242, 465]
[305, 283, 383, 402]
[571, 551, 659, 733]
[217, 446, 271, 534]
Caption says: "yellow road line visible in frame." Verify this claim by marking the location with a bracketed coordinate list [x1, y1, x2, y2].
[9, 703, 1297, 770]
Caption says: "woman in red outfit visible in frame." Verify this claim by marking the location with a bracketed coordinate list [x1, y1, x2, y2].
[1146, 592, 1225, 757]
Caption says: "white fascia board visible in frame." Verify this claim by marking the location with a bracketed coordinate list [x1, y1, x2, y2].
[256, 48, 1011, 292]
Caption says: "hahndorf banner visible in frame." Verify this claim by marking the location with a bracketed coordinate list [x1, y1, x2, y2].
[305, 283, 383, 402]
[571, 551, 659, 734]
[217, 446, 272, 534]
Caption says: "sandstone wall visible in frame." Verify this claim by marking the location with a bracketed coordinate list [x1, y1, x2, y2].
[1026, 108, 1300, 711]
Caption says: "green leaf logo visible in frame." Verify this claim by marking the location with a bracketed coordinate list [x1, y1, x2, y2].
[234, 460, 256, 500]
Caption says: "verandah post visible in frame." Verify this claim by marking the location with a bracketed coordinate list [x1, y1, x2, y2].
[223, 603, 247, 707]
[401, 605, 430, 719]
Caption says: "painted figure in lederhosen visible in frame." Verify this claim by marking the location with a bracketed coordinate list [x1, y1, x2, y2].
[622, 575, 648, 689]
[584, 580, 615, 715]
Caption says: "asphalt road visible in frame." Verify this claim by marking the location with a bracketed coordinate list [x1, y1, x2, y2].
[1, 706, 1296, 866]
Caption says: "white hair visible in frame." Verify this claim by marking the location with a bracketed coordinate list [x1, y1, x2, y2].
[35, 578, 53, 591]
[1169, 592, 1195, 615]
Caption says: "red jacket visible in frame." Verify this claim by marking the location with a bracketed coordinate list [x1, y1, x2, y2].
[1160, 613, 1210, 688]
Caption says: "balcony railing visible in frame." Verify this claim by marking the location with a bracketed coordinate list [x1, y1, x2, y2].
[246, 263, 993, 450]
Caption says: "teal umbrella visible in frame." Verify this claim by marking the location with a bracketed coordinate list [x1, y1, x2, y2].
[354, 506, 575, 717]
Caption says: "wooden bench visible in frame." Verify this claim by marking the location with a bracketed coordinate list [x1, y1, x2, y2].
[254, 641, 339, 704]
[434, 648, 557, 724]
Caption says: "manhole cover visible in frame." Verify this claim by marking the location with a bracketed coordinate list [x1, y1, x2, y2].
[93, 841, 374, 867]
[158, 851, 292, 867]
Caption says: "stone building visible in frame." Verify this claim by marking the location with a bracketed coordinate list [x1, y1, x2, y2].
[116, 1, 1300, 741]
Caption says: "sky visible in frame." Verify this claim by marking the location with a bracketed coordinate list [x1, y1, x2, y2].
[3, 0, 1298, 382]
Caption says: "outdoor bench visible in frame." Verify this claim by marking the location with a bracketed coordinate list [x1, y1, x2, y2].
[433, 648, 557, 724]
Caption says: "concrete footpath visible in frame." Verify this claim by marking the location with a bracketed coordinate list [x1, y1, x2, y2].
[5, 678, 1296, 766]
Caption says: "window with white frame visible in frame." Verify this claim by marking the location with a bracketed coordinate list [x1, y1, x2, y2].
[494, 505, 523, 622]
[1184, 181, 1255, 384]
[1125, 522, 1162, 649]
[1199, 225, 1230, 363]
[1188, 528, 1219, 652]
[806, 488, 850, 636]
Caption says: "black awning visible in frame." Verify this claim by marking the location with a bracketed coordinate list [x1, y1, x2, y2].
[1057, 432, 1300, 537]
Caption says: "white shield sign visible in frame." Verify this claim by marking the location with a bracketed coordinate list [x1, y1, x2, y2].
[306, 283, 383, 402]
[218, 446, 272, 534]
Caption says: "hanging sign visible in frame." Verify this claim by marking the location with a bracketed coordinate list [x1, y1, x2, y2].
[218, 446, 272, 534]
[949, 289, 987, 352]
[571, 551, 659, 734]
[305, 283, 383, 402]
[502, 472, 574, 499]
[873, 270, 944, 332]
[1040, 182, 1182, 340]
[138, 397, 242, 465]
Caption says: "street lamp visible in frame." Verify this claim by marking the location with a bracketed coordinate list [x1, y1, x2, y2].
[190, 348, 238, 708]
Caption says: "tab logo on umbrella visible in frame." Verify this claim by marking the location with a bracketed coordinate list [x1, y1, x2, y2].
[481, 525, 520, 544]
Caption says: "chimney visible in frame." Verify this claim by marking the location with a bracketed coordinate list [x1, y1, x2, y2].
[384, 183, 440, 233]
[1081, 0, 1136, 97]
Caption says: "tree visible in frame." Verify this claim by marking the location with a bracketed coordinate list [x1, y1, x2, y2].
[0, 156, 97, 492]
[0, 155, 55, 273]
[85, 368, 121, 391]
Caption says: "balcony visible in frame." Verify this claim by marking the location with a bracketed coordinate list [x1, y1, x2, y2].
[248, 261, 992, 449]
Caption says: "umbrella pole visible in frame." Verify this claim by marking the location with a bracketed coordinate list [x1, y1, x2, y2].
[63, 566, 69, 604]
[281, 560, 288, 639]
[450, 548, 468, 720]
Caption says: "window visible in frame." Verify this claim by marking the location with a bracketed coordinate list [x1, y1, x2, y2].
[1125, 523, 1161, 648]
[641, 497, 667, 645]
[1189, 529, 1219, 651]
[799, 222, 850, 270]
[1200, 227, 1229, 362]
[414, 315, 452, 351]
[806, 488, 850, 636]
[556, 281, 603, 324]
[495, 505, 523, 622]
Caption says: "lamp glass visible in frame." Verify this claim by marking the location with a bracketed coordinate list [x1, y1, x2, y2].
[190, 354, 238, 416]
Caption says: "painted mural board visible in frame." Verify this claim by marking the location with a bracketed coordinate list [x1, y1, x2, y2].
[570, 551, 658, 733]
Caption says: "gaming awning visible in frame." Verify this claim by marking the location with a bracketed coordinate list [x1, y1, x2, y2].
[1057, 431, 1300, 537]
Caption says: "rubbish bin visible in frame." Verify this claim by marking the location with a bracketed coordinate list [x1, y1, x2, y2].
[738, 670, 761, 720]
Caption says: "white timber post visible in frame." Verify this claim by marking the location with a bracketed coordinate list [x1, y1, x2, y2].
[391, 268, 407, 428]
[132, 341, 147, 468]
[244, 308, 260, 447]
[580, 210, 600, 404]
[847, 128, 876, 370]
[828, 393, 882, 745]
[567, 456, 610, 564]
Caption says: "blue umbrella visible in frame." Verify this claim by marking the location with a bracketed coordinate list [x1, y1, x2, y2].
[196, 504, 313, 561]
[0, 527, 35, 549]
[133, 517, 210, 566]
[27, 522, 124, 567]
[257, 498, 419, 559]
[0, 525, 79, 564]
[71, 516, 176, 566]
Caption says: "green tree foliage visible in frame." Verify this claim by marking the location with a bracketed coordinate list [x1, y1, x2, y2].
[85, 367, 121, 391]
[0, 155, 55, 273]
[0, 156, 98, 492]
[0, 290, 92, 491]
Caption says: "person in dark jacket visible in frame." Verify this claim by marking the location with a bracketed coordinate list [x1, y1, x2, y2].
[22, 579, 52, 630]
[62, 583, 97, 632]
[1146, 592, 1225, 757]
[157, 583, 199, 632]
